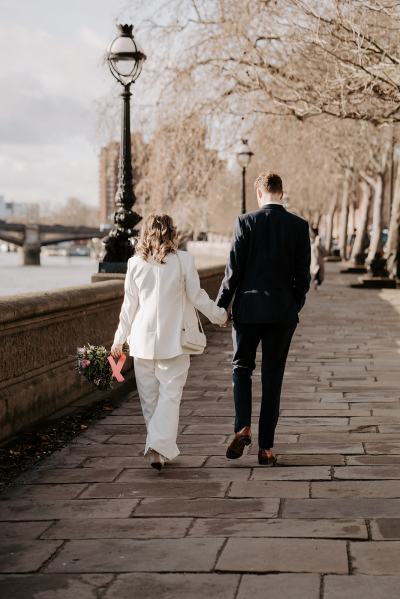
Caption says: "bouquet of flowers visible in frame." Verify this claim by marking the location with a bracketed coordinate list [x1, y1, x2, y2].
[76, 344, 114, 391]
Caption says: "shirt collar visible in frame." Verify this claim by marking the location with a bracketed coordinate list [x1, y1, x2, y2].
[261, 202, 285, 209]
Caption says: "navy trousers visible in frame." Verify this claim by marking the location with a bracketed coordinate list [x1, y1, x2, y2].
[232, 321, 296, 449]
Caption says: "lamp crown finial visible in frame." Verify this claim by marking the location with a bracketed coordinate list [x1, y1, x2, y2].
[117, 24, 133, 36]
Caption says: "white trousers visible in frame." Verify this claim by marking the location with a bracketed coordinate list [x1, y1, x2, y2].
[134, 354, 190, 461]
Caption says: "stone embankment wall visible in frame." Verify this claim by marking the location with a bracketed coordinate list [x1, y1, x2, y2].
[0, 265, 224, 442]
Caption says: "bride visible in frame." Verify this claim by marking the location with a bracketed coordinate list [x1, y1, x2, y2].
[111, 213, 227, 470]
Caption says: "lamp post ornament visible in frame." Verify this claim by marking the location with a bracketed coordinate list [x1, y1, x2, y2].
[236, 139, 254, 215]
[99, 24, 146, 273]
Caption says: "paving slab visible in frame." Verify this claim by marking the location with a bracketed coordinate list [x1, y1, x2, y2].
[229, 481, 309, 498]
[351, 541, 400, 575]
[365, 442, 400, 454]
[370, 518, 400, 539]
[82, 455, 208, 469]
[0, 540, 62, 573]
[188, 518, 367, 539]
[41, 517, 192, 540]
[60, 444, 144, 457]
[251, 466, 331, 480]
[216, 538, 348, 573]
[118, 467, 251, 481]
[324, 575, 400, 599]
[283, 498, 400, 519]
[106, 434, 228, 445]
[46, 538, 224, 572]
[0, 483, 86, 500]
[0, 499, 138, 520]
[300, 432, 400, 442]
[312, 480, 400, 498]
[135, 498, 280, 518]
[333, 465, 400, 479]
[19, 468, 123, 484]
[207, 454, 345, 467]
[237, 573, 320, 599]
[347, 455, 400, 465]
[80, 480, 229, 499]
[0, 574, 113, 599]
[104, 573, 239, 599]
[0, 521, 54, 540]
[251, 443, 364, 454]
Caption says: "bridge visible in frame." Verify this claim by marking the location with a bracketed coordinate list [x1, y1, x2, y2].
[0, 221, 107, 265]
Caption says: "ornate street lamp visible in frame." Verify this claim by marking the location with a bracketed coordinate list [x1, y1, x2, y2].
[99, 24, 146, 273]
[236, 139, 254, 214]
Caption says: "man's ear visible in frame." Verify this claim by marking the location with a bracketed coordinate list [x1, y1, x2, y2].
[257, 188, 262, 199]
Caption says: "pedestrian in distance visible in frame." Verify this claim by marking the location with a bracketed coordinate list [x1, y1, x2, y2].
[310, 226, 326, 290]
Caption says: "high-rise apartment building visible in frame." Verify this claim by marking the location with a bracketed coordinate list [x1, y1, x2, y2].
[99, 134, 147, 226]
[99, 142, 120, 225]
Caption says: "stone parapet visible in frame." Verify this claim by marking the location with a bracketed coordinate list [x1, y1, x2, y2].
[0, 266, 224, 442]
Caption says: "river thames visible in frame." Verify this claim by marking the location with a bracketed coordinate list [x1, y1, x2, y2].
[0, 251, 226, 296]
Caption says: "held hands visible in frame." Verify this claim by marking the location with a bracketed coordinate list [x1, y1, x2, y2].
[110, 343, 123, 359]
[220, 308, 232, 328]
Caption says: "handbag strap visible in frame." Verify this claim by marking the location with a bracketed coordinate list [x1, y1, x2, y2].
[176, 250, 185, 320]
[176, 251, 205, 334]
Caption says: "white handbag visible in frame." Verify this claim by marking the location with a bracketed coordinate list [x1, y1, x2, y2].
[176, 252, 207, 355]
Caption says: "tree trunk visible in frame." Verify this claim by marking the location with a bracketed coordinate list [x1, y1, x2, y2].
[366, 174, 384, 265]
[325, 205, 336, 253]
[338, 171, 351, 260]
[385, 165, 400, 279]
[350, 180, 370, 265]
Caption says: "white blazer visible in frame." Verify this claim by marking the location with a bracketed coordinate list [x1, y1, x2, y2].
[113, 250, 227, 359]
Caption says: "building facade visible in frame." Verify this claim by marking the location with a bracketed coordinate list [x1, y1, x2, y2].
[0, 195, 40, 222]
[99, 142, 120, 226]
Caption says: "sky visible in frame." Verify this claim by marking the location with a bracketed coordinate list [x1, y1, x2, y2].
[0, 0, 154, 212]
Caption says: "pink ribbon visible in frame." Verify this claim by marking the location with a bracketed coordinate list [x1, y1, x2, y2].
[107, 353, 126, 382]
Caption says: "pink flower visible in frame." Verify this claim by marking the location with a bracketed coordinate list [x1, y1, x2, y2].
[77, 347, 86, 355]
[81, 359, 90, 368]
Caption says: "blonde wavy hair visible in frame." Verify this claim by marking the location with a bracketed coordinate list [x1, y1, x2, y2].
[136, 213, 178, 264]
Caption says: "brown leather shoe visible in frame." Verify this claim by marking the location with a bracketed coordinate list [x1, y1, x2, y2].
[258, 450, 277, 466]
[226, 431, 252, 459]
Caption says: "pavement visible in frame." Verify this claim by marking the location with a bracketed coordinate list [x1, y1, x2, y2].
[1, 263, 400, 598]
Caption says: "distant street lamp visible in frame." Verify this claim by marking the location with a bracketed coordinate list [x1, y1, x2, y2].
[236, 139, 254, 214]
[99, 24, 146, 273]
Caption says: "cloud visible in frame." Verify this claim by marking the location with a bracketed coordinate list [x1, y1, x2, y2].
[0, 17, 111, 208]
[0, 1, 155, 211]
[0, 74, 93, 145]
[0, 139, 98, 207]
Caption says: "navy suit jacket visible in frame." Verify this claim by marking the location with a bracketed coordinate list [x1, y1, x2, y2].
[216, 204, 311, 324]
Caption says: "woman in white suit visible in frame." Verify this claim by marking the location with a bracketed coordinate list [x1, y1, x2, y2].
[111, 214, 227, 470]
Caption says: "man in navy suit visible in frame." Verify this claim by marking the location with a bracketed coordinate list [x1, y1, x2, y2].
[217, 172, 311, 465]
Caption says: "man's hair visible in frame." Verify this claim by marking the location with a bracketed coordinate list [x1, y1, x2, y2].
[254, 172, 283, 194]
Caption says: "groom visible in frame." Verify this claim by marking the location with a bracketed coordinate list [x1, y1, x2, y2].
[217, 172, 311, 465]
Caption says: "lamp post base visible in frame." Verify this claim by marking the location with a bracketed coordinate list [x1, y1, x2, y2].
[98, 261, 128, 274]
[351, 276, 397, 289]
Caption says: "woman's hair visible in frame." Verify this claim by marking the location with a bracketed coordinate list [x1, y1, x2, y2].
[136, 213, 178, 264]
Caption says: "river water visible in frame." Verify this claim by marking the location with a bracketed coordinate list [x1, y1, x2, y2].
[0, 251, 225, 296]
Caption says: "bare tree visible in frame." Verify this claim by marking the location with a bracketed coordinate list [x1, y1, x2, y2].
[350, 180, 371, 265]
[124, 0, 400, 270]
[385, 162, 400, 277]
[134, 114, 229, 234]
